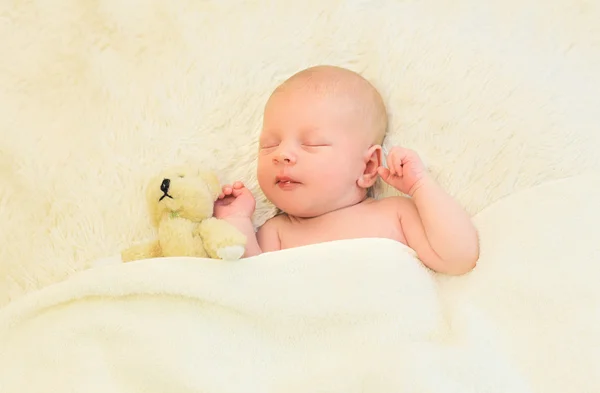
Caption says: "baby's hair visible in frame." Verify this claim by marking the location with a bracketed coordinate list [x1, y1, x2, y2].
[271, 65, 388, 146]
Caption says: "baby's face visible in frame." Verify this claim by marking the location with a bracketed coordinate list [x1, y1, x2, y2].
[257, 87, 371, 218]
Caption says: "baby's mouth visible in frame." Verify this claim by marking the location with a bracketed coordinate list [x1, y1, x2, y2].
[276, 176, 298, 184]
[275, 175, 300, 186]
[159, 192, 173, 201]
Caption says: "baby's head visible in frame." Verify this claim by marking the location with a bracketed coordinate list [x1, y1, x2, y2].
[257, 65, 387, 218]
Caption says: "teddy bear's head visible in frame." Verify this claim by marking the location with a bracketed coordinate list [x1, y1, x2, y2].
[145, 165, 221, 225]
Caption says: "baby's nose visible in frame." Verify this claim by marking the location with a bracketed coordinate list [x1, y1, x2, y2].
[274, 152, 296, 165]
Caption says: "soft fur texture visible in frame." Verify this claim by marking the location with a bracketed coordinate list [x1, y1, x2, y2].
[0, 0, 599, 391]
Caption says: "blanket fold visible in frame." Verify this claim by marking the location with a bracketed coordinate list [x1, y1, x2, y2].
[437, 173, 600, 393]
[0, 239, 528, 393]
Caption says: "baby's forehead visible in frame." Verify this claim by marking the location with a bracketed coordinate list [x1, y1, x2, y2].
[263, 65, 387, 144]
[279, 68, 372, 100]
[266, 81, 374, 121]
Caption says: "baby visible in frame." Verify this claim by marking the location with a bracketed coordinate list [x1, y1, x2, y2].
[214, 65, 479, 275]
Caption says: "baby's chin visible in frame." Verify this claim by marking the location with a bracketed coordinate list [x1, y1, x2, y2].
[269, 189, 367, 219]
[272, 200, 326, 219]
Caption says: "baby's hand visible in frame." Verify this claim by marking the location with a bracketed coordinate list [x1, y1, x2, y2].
[214, 181, 256, 219]
[378, 147, 428, 196]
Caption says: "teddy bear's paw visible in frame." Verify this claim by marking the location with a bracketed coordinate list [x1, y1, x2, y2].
[216, 245, 245, 260]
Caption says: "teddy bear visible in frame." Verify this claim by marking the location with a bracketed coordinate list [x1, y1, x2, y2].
[121, 165, 247, 262]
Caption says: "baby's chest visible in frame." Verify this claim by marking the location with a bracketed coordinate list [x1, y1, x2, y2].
[279, 210, 405, 250]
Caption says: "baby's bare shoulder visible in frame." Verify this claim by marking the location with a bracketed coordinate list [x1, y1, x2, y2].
[372, 195, 414, 212]
[257, 214, 288, 252]
[260, 213, 289, 230]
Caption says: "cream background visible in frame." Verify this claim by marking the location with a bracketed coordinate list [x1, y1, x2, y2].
[1, 0, 599, 304]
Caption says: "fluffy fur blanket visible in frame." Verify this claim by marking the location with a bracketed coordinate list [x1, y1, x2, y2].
[1, 0, 599, 392]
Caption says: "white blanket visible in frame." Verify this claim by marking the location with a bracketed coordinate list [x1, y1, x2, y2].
[0, 243, 528, 393]
[1, 174, 598, 392]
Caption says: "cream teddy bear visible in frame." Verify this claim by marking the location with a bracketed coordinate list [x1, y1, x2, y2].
[121, 165, 247, 262]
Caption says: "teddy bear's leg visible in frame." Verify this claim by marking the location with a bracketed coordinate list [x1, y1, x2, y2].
[216, 245, 245, 260]
[197, 218, 247, 260]
[121, 239, 162, 262]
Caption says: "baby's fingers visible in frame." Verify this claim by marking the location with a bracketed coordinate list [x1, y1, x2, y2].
[388, 153, 402, 175]
[218, 185, 233, 199]
[379, 165, 406, 188]
[232, 186, 250, 198]
[218, 182, 246, 199]
[378, 166, 391, 181]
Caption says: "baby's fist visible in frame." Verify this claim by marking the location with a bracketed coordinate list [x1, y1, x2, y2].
[214, 181, 256, 219]
[378, 147, 427, 196]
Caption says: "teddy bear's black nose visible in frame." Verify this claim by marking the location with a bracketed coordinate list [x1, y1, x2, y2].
[160, 178, 170, 193]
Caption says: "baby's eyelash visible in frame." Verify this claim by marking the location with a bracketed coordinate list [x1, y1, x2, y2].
[260, 143, 279, 149]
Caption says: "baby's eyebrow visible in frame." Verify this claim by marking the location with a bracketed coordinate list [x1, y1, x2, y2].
[300, 126, 320, 134]
[260, 128, 280, 137]
[299, 127, 325, 139]
[259, 130, 274, 139]
[258, 133, 280, 144]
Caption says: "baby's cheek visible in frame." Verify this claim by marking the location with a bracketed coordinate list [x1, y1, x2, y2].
[317, 166, 347, 188]
[256, 164, 271, 188]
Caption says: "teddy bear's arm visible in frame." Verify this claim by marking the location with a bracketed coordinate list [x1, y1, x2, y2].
[121, 239, 162, 262]
[198, 218, 247, 260]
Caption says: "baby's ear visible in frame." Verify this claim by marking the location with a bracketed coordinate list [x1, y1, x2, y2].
[357, 144, 382, 189]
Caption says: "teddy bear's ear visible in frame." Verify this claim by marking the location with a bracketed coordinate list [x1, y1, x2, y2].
[201, 171, 221, 199]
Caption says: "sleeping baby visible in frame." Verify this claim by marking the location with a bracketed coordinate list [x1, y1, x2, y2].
[214, 65, 479, 275]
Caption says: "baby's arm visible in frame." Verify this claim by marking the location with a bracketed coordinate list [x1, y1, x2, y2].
[221, 216, 263, 257]
[214, 181, 281, 258]
[222, 216, 281, 257]
[399, 177, 479, 275]
[379, 147, 479, 275]
[256, 216, 282, 253]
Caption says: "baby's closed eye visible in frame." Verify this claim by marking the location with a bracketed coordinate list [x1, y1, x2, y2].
[259, 139, 280, 149]
[301, 139, 331, 148]
[301, 143, 330, 152]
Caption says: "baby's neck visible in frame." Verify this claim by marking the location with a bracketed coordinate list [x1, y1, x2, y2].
[285, 195, 373, 222]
